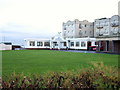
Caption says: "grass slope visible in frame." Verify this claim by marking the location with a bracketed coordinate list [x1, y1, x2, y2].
[2, 50, 119, 76]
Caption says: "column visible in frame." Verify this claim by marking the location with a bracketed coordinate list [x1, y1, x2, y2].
[35, 41, 37, 47]
[112, 40, 114, 52]
[98, 41, 101, 51]
[74, 41, 76, 48]
[50, 41, 52, 49]
[27, 40, 30, 47]
[57, 41, 60, 50]
[43, 41, 44, 47]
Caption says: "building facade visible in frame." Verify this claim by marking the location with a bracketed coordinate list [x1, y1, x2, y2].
[24, 38, 50, 50]
[24, 14, 120, 54]
[0, 42, 12, 50]
[94, 15, 120, 54]
[62, 19, 94, 38]
[24, 33, 96, 50]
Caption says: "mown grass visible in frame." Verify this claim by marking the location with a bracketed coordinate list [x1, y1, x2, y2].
[2, 50, 119, 77]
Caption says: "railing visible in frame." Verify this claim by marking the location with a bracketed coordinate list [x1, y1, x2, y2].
[99, 33, 103, 36]
[97, 26, 103, 29]
[111, 23, 119, 27]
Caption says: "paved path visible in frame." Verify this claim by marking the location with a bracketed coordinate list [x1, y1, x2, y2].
[56, 50, 120, 55]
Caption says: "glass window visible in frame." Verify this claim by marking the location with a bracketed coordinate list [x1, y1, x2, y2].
[95, 42, 97, 45]
[90, 31, 92, 34]
[64, 27, 66, 30]
[76, 42, 79, 47]
[64, 42, 66, 46]
[44, 42, 50, 46]
[30, 41, 35, 46]
[79, 30, 82, 35]
[85, 24, 87, 27]
[81, 42, 86, 47]
[79, 24, 82, 29]
[90, 25, 93, 27]
[37, 42, 43, 46]
[71, 42, 74, 47]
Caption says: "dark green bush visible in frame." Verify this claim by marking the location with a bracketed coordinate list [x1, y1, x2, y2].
[1, 62, 120, 89]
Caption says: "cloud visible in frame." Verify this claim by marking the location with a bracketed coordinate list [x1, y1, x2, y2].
[0, 0, 119, 45]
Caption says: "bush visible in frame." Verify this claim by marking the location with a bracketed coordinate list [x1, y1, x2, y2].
[1, 62, 120, 89]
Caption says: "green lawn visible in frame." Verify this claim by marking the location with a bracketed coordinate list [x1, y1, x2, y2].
[2, 50, 119, 76]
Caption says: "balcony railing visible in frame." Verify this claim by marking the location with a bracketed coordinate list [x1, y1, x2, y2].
[97, 26, 103, 29]
[111, 23, 119, 27]
[99, 33, 103, 36]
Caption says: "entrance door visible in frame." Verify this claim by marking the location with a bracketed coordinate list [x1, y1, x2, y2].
[87, 42, 91, 50]
[106, 41, 109, 51]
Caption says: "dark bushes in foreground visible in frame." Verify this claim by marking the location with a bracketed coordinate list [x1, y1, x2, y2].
[1, 62, 120, 89]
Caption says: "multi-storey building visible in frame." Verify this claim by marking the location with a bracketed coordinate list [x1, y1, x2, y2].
[62, 19, 94, 38]
[94, 15, 120, 54]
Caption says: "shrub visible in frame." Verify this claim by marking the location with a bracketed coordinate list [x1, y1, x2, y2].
[1, 62, 120, 89]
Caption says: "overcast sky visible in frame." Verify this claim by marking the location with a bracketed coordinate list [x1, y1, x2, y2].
[0, 0, 119, 45]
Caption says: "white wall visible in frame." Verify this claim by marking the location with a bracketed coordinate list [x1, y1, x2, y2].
[0, 44, 12, 50]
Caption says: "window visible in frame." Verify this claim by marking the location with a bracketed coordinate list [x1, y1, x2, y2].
[95, 42, 97, 45]
[76, 42, 79, 47]
[90, 25, 93, 27]
[54, 42, 58, 46]
[44, 42, 50, 46]
[79, 24, 82, 29]
[85, 24, 87, 27]
[30, 41, 35, 46]
[64, 42, 66, 46]
[85, 31, 87, 34]
[71, 42, 74, 47]
[64, 27, 66, 30]
[37, 42, 43, 46]
[90, 31, 92, 34]
[81, 42, 86, 47]
[79, 30, 82, 35]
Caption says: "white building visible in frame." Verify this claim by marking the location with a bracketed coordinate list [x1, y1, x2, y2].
[24, 33, 96, 50]
[94, 15, 120, 38]
[24, 38, 50, 50]
[62, 19, 94, 38]
[0, 42, 12, 50]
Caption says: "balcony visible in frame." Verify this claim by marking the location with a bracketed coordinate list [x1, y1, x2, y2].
[99, 33, 103, 36]
[97, 26, 103, 29]
[111, 23, 119, 27]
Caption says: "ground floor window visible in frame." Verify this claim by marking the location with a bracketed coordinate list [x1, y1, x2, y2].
[76, 42, 79, 47]
[37, 42, 43, 46]
[44, 42, 50, 46]
[81, 42, 86, 47]
[29, 41, 35, 46]
[71, 42, 74, 47]
[95, 42, 97, 45]
[64, 42, 66, 46]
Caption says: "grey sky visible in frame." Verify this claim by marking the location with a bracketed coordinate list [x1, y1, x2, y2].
[0, 0, 119, 45]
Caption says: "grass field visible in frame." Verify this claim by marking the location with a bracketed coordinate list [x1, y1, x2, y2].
[2, 50, 119, 77]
